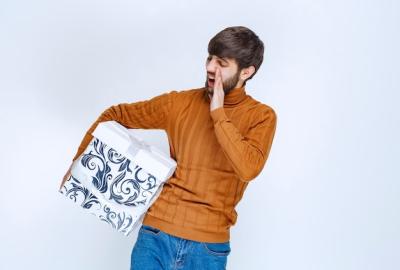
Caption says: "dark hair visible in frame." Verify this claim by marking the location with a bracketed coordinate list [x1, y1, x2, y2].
[208, 26, 264, 84]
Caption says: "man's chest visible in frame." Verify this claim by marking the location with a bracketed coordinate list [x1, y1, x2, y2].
[169, 101, 252, 165]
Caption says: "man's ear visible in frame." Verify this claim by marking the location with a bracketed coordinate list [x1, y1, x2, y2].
[240, 66, 256, 81]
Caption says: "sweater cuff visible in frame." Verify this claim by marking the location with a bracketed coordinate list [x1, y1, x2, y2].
[210, 107, 228, 124]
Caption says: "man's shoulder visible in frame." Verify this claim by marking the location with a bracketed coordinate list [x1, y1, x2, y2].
[245, 94, 277, 117]
[175, 86, 205, 96]
[162, 86, 204, 95]
[162, 86, 205, 103]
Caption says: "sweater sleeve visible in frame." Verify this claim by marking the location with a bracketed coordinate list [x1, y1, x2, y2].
[71, 90, 177, 162]
[210, 106, 277, 182]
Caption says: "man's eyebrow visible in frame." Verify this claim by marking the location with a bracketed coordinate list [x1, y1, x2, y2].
[216, 57, 229, 64]
[208, 55, 230, 64]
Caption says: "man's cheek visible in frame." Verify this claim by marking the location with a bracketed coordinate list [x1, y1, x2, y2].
[220, 74, 226, 84]
[220, 71, 227, 82]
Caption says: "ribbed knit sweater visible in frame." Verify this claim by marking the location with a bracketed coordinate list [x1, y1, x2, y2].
[72, 85, 277, 243]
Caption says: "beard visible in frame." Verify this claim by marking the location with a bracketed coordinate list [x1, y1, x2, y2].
[205, 70, 241, 96]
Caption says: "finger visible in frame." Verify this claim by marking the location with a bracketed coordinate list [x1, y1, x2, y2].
[215, 68, 223, 90]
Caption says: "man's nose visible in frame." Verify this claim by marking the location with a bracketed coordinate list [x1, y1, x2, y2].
[206, 59, 217, 73]
[206, 58, 218, 74]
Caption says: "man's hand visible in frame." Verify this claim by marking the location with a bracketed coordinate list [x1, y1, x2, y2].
[59, 164, 72, 191]
[210, 67, 225, 112]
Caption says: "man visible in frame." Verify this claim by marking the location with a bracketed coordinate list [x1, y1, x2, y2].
[60, 26, 277, 270]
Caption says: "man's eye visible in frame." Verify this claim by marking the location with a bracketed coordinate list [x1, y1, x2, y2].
[206, 56, 226, 67]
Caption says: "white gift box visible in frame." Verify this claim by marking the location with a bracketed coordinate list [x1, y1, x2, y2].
[59, 121, 177, 236]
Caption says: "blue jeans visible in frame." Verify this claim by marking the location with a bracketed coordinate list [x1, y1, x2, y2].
[130, 224, 231, 270]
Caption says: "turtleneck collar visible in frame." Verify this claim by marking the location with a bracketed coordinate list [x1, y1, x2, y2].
[204, 85, 247, 106]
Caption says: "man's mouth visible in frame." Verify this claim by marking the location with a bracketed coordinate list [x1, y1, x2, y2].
[208, 77, 215, 87]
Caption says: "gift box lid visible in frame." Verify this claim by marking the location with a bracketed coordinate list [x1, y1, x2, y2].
[92, 121, 176, 180]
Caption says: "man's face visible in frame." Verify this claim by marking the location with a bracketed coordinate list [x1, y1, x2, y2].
[205, 55, 242, 95]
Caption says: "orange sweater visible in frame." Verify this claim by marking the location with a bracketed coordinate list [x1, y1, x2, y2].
[72, 85, 277, 243]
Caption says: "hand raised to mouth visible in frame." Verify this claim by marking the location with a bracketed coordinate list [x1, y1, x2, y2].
[210, 67, 225, 112]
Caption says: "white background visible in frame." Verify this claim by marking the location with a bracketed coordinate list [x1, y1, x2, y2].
[0, 0, 399, 269]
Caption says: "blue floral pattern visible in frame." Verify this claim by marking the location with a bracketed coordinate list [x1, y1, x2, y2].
[60, 174, 134, 235]
[59, 137, 161, 236]
[80, 138, 157, 206]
